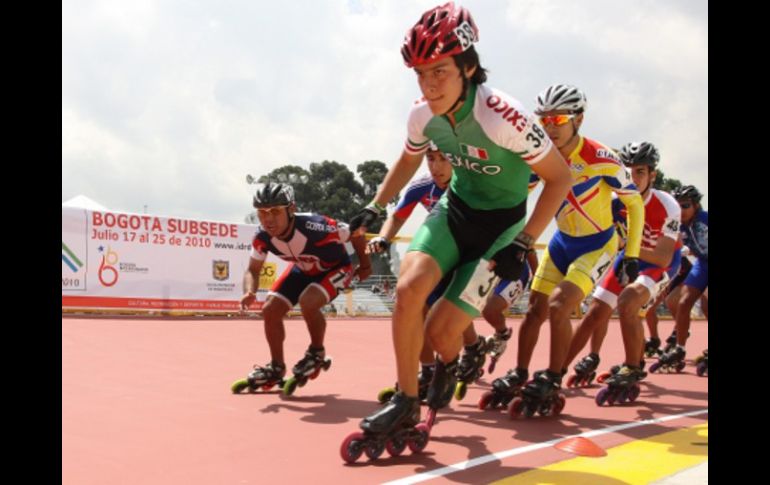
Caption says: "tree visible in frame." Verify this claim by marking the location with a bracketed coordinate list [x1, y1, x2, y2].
[653, 168, 683, 193]
[257, 165, 317, 212]
[258, 159, 393, 274]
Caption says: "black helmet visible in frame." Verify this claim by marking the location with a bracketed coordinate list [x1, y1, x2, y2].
[618, 141, 660, 168]
[672, 185, 702, 203]
[253, 182, 295, 208]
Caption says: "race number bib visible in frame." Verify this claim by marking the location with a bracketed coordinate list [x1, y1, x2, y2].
[459, 259, 498, 312]
[589, 251, 614, 285]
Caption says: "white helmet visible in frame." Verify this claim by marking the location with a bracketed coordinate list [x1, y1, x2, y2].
[535, 84, 587, 114]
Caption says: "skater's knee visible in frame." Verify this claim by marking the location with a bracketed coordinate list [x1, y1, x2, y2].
[548, 298, 574, 322]
[262, 299, 288, 323]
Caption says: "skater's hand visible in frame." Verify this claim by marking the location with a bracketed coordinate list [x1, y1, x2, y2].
[349, 204, 384, 236]
[240, 292, 257, 312]
[489, 232, 534, 281]
[618, 257, 639, 286]
[366, 236, 390, 254]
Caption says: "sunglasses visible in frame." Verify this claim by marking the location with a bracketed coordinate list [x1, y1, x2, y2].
[679, 202, 692, 209]
[539, 114, 576, 127]
[257, 205, 289, 217]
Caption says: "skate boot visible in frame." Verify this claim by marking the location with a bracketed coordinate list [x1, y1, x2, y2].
[596, 364, 646, 406]
[649, 345, 687, 374]
[566, 352, 600, 388]
[597, 358, 646, 383]
[509, 369, 566, 419]
[282, 346, 332, 396]
[485, 327, 513, 374]
[231, 361, 286, 393]
[376, 364, 434, 404]
[340, 392, 430, 463]
[454, 337, 489, 400]
[695, 349, 708, 377]
[424, 356, 459, 428]
[644, 337, 662, 357]
[478, 367, 529, 410]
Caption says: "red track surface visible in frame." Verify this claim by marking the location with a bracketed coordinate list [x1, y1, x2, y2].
[62, 317, 708, 484]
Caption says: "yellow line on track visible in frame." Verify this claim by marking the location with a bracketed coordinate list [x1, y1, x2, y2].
[491, 422, 708, 485]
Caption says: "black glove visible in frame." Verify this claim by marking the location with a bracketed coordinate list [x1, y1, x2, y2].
[491, 232, 534, 281]
[618, 257, 639, 286]
[349, 204, 383, 233]
[367, 236, 390, 253]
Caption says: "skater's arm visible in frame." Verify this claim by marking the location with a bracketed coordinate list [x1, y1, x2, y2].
[240, 257, 264, 311]
[350, 233, 372, 282]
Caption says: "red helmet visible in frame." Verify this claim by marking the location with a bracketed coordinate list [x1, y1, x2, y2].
[401, 2, 479, 68]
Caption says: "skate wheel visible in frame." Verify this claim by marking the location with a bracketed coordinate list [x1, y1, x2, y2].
[454, 381, 468, 401]
[617, 388, 629, 404]
[595, 387, 610, 406]
[587, 372, 596, 386]
[606, 389, 618, 406]
[283, 376, 299, 396]
[261, 382, 276, 391]
[566, 374, 578, 388]
[597, 372, 611, 384]
[508, 397, 525, 419]
[231, 379, 249, 394]
[340, 432, 366, 464]
[488, 359, 497, 374]
[477, 368, 485, 379]
[377, 387, 397, 404]
[628, 385, 641, 402]
[696, 361, 707, 377]
[649, 362, 661, 374]
[676, 361, 686, 373]
[553, 394, 566, 415]
[323, 357, 333, 371]
[386, 437, 407, 457]
[364, 440, 385, 460]
[478, 390, 495, 410]
[309, 368, 321, 380]
[407, 423, 430, 453]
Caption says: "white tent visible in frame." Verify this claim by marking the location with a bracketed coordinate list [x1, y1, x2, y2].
[62, 195, 109, 211]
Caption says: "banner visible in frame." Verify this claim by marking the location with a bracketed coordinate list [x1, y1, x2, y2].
[61, 207, 288, 312]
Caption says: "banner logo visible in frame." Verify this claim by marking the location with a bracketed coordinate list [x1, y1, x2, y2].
[213, 260, 230, 281]
[61, 242, 83, 272]
[98, 245, 120, 287]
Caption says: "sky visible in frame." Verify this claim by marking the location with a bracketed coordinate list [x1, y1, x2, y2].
[62, 0, 708, 243]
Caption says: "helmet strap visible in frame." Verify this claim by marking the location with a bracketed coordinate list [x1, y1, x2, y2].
[443, 74, 469, 116]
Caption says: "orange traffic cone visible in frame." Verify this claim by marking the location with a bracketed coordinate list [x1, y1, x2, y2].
[554, 436, 607, 457]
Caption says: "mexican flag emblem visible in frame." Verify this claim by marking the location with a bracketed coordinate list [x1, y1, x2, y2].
[460, 143, 489, 160]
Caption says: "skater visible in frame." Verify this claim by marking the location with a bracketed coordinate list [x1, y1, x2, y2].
[232, 182, 371, 395]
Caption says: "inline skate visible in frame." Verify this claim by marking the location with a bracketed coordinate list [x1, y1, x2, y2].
[282, 346, 332, 396]
[566, 352, 600, 388]
[231, 361, 286, 394]
[485, 327, 513, 374]
[340, 392, 430, 463]
[649, 346, 686, 374]
[478, 367, 528, 410]
[595, 364, 646, 406]
[454, 337, 488, 400]
[694, 349, 708, 377]
[508, 369, 566, 419]
[644, 337, 662, 357]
